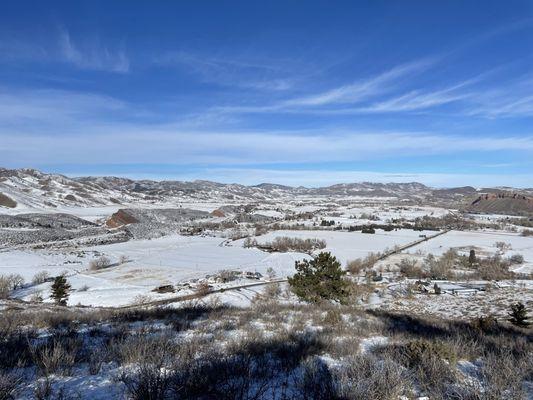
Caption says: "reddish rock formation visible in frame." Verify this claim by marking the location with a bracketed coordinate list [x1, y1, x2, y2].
[211, 209, 226, 217]
[106, 209, 139, 228]
[468, 192, 533, 215]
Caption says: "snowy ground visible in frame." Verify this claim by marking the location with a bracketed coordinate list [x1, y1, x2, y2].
[406, 229, 533, 274]
[1, 198, 531, 308]
[233, 229, 436, 265]
[2, 234, 305, 307]
[1, 227, 438, 307]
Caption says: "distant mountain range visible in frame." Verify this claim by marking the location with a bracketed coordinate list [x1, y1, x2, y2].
[1, 167, 532, 214]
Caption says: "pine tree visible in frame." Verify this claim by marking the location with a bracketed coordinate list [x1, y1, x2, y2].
[468, 249, 476, 266]
[434, 283, 442, 295]
[508, 302, 530, 327]
[50, 275, 71, 306]
[288, 252, 349, 304]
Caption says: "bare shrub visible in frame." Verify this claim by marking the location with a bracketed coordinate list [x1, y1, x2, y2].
[5, 274, 24, 291]
[509, 254, 524, 264]
[262, 282, 281, 299]
[379, 339, 458, 396]
[88, 348, 107, 375]
[33, 378, 52, 400]
[217, 270, 239, 283]
[32, 339, 79, 376]
[113, 333, 177, 366]
[266, 266, 276, 280]
[30, 292, 44, 302]
[495, 241, 512, 252]
[347, 252, 382, 275]
[195, 282, 211, 296]
[88, 256, 111, 271]
[476, 255, 514, 280]
[267, 236, 326, 253]
[0, 371, 21, 400]
[243, 237, 258, 248]
[119, 363, 172, 400]
[335, 354, 408, 399]
[132, 295, 152, 305]
[298, 356, 335, 399]
[118, 255, 129, 265]
[397, 258, 425, 278]
[481, 352, 529, 399]
[522, 229, 533, 236]
[116, 334, 180, 400]
[0, 277, 10, 299]
[32, 271, 50, 285]
[425, 249, 456, 279]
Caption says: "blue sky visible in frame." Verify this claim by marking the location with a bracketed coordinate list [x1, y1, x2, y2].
[1, 1, 533, 187]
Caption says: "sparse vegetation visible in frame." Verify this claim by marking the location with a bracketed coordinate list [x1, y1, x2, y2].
[0, 301, 530, 399]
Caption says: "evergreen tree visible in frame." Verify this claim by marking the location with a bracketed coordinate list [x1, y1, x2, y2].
[288, 252, 349, 304]
[50, 275, 71, 306]
[468, 249, 476, 266]
[433, 283, 442, 295]
[508, 302, 530, 327]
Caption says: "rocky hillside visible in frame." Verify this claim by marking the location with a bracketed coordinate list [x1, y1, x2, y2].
[466, 192, 533, 216]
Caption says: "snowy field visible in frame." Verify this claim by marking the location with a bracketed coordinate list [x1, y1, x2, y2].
[1, 235, 305, 306]
[406, 230, 533, 274]
[1, 227, 436, 307]
[235, 228, 437, 265]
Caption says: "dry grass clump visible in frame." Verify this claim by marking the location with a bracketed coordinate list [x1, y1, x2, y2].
[522, 229, 533, 236]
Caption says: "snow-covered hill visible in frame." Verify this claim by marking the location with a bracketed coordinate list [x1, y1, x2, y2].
[2, 167, 531, 213]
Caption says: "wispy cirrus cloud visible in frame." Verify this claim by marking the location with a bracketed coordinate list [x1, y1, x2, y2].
[58, 28, 129, 73]
[464, 75, 533, 118]
[283, 58, 435, 107]
[155, 50, 295, 91]
[0, 28, 129, 73]
[0, 86, 532, 187]
[1, 87, 532, 165]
